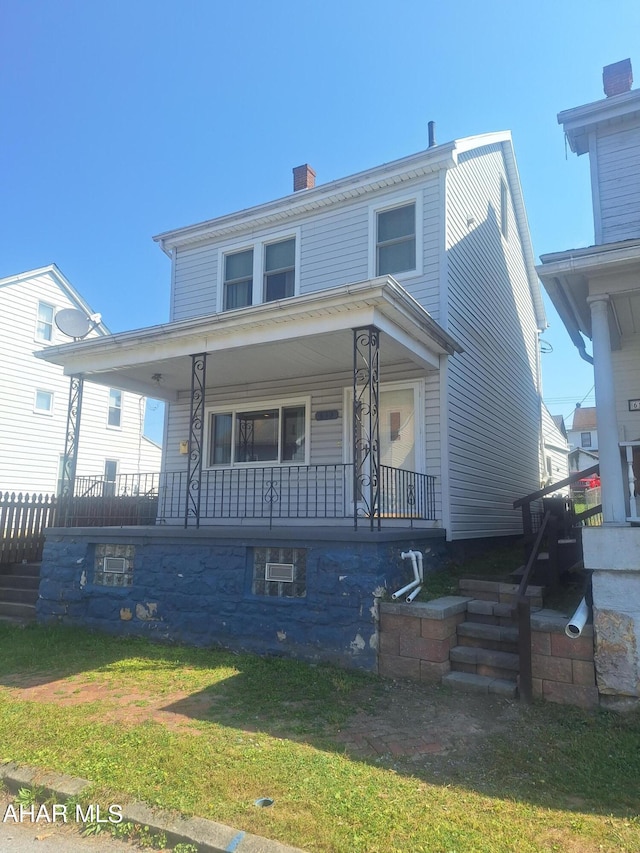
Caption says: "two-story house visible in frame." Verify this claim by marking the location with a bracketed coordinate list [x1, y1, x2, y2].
[567, 406, 599, 453]
[35, 132, 546, 666]
[537, 59, 640, 704]
[0, 265, 161, 496]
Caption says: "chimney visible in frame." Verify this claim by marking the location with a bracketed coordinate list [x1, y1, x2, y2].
[603, 58, 633, 97]
[428, 121, 436, 148]
[293, 164, 316, 192]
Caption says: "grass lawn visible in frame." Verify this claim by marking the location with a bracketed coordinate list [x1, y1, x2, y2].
[0, 624, 638, 852]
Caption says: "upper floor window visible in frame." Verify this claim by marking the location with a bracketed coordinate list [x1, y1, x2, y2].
[264, 238, 295, 301]
[376, 202, 416, 276]
[581, 432, 592, 448]
[108, 389, 122, 428]
[34, 389, 53, 414]
[224, 248, 254, 310]
[36, 302, 54, 342]
[207, 400, 308, 467]
[220, 231, 299, 313]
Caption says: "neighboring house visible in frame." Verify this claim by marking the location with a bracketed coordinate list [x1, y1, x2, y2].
[568, 446, 599, 475]
[567, 405, 599, 451]
[541, 405, 569, 486]
[36, 132, 547, 666]
[537, 59, 640, 703]
[0, 265, 161, 496]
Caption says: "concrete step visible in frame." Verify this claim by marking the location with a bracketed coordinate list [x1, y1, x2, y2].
[457, 621, 519, 653]
[443, 671, 517, 698]
[0, 574, 40, 590]
[450, 645, 519, 680]
[0, 586, 39, 605]
[0, 601, 36, 620]
[1, 562, 41, 578]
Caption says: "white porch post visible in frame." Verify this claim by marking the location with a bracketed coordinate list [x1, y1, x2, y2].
[588, 295, 626, 522]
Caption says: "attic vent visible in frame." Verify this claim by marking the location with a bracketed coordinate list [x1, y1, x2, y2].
[103, 557, 127, 573]
[265, 562, 295, 583]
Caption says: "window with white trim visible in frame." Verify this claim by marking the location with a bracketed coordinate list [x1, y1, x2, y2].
[220, 231, 298, 312]
[376, 202, 416, 276]
[207, 400, 308, 466]
[36, 302, 54, 342]
[108, 389, 122, 427]
[581, 432, 592, 448]
[34, 389, 53, 414]
[264, 238, 295, 301]
[224, 248, 254, 310]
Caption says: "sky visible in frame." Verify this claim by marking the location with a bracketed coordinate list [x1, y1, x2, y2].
[2, 0, 638, 444]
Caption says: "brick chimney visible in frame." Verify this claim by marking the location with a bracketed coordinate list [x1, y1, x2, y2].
[293, 164, 316, 192]
[603, 58, 633, 97]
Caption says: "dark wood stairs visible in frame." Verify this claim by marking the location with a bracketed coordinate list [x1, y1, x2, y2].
[0, 562, 40, 624]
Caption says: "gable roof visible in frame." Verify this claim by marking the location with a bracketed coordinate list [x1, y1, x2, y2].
[153, 131, 545, 331]
[571, 406, 597, 430]
[551, 414, 568, 439]
[0, 264, 111, 336]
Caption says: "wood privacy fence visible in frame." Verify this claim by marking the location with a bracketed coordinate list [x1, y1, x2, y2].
[0, 492, 58, 565]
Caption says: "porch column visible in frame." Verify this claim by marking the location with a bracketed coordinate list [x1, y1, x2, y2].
[59, 374, 84, 525]
[353, 326, 380, 531]
[588, 295, 626, 522]
[185, 353, 207, 528]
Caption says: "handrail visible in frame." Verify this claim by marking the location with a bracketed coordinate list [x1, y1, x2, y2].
[515, 510, 552, 704]
[513, 464, 599, 509]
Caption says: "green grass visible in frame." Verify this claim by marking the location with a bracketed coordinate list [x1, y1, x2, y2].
[0, 624, 638, 852]
[419, 540, 524, 601]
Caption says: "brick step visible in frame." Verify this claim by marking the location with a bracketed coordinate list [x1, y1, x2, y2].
[0, 586, 39, 605]
[466, 598, 516, 625]
[458, 579, 543, 608]
[0, 574, 40, 590]
[450, 645, 519, 681]
[0, 601, 36, 620]
[1, 562, 41, 578]
[457, 621, 519, 653]
[443, 671, 517, 698]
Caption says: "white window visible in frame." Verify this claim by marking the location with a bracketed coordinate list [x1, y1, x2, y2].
[369, 193, 422, 280]
[108, 389, 122, 428]
[219, 230, 299, 312]
[36, 302, 54, 342]
[581, 432, 592, 448]
[500, 178, 509, 239]
[376, 203, 416, 275]
[224, 248, 253, 310]
[207, 399, 308, 467]
[34, 389, 53, 414]
[264, 238, 295, 302]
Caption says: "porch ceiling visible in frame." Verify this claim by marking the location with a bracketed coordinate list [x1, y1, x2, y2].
[36, 277, 463, 401]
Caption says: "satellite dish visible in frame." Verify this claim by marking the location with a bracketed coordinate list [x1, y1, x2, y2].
[55, 308, 94, 340]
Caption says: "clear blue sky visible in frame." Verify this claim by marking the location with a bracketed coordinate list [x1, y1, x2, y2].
[3, 0, 638, 442]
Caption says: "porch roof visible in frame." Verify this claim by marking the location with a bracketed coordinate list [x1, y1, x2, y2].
[36, 277, 463, 401]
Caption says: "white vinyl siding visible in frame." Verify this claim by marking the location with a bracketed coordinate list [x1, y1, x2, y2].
[444, 145, 541, 539]
[595, 119, 640, 243]
[170, 174, 443, 322]
[0, 269, 162, 494]
[541, 404, 569, 485]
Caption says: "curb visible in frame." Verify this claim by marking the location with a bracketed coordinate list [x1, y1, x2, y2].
[0, 762, 307, 853]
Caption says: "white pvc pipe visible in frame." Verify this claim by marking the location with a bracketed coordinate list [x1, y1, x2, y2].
[415, 550, 424, 583]
[565, 597, 590, 638]
[392, 578, 420, 600]
[406, 585, 422, 603]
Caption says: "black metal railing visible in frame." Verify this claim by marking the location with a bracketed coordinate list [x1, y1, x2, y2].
[65, 465, 437, 527]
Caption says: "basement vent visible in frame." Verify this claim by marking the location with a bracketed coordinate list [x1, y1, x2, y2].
[103, 557, 127, 573]
[265, 562, 295, 583]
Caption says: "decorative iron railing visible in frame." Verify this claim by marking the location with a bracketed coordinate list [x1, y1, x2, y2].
[70, 465, 437, 527]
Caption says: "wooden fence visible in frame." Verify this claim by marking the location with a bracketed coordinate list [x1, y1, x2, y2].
[0, 492, 58, 565]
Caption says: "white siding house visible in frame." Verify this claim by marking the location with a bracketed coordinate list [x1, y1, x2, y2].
[537, 59, 640, 702]
[0, 265, 161, 495]
[38, 133, 546, 541]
